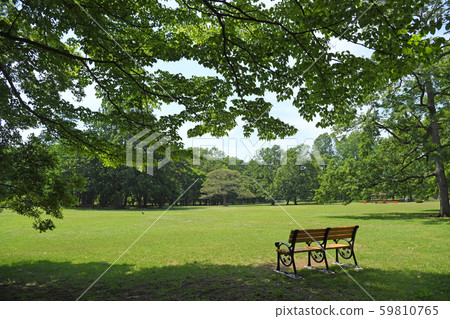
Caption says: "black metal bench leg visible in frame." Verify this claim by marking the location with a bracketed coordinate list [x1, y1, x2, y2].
[276, 252, 281, 271]
[322, 251, 336, 274]
[336, 249, 339, 263]
[352, 249, 358, 266]
[332, 247, 363, 270]
[291, 254, 297, 275]
[307, 252, 311, 267]
[323, 251, 330, 271]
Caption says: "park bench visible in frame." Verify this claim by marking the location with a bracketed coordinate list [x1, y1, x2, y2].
[274, 225, 362, 277]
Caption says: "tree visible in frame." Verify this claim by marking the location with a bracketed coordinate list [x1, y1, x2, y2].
[246, 145, 282, 204]
[0, 135, 82, 231]
[200, 168, 254, 206]
[366, 57, 449, 216]
[1, 0, 448, 227]
[334, 131, 363, 162]
[273, 146, 321, 204]
[2, 1, 447, 143]
[313, 133, 335, 166]
[316, 57, 450, 216]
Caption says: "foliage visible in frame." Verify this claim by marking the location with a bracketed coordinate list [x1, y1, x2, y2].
[0, 136, 83, 231]
[246, 145, 282, 203]
[312, 133, 335, 165]
[273, 145, 322, 204]
[0, 0, 447, 147]
[200, 168, 254, 206]
[315, 57, 450, 216]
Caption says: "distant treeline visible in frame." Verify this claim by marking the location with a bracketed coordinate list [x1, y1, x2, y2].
[55, 132, 436, 208]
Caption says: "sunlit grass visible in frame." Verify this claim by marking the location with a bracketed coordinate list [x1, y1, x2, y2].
[0, 201, 448, 300]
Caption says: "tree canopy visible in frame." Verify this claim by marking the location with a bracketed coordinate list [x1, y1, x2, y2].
[273, 145, 322, 205]
[315, 56, 450, 216]
[1, 0, 447, 146]
[200, 168, 254, 206]
[1, 0, 449, 227]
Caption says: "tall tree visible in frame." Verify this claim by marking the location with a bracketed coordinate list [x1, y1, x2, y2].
[246, 145, 282, 204]
[0, 135, 82, 231]
[316, 57, 450, 216]
[313, 133, 335, 166]
[200, 168, 254, 206]
[366, 57, 449, 216]
[273, 146, 321, 204]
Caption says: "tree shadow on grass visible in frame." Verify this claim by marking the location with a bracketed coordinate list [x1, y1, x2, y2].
[0, 260, 448, 301]
[326, 211, 449, 225]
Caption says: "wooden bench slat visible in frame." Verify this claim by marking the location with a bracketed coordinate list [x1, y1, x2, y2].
[328, 234, 353, 240]
[291, 235, 327, 243]
[291, 235, 353, 243]
[288, 230, 327, 238]
[290, 226, 355, 237]
[277, 246, 323, 254]
[288, 229, 329, 242]
[289, 227, 356, 242]
[328, 230, 355, 236]
[289, 232, 327, 239]
[328, 227, 356, 233]
[326, 243, 351, 249]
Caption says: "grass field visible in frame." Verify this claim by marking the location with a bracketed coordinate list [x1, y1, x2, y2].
[0, 201, 448, 300]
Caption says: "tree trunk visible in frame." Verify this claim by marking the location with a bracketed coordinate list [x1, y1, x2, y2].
[223, 194, 228, 206]
[294, 198, 298, 205]
[426, 79, 450, 217]
[143, 195, 147, 208]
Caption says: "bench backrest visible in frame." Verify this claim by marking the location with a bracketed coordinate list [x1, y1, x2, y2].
[289, 227, 328, 243]
[288, 226, 358, 244]
[327, 226, 358, 241]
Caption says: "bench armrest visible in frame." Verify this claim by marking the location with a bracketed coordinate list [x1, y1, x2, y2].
[340, 238, 352, 245]
[275, 241, 292, 250]
[343, 238, 351, 244]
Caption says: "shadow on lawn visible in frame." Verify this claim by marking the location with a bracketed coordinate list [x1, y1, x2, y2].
[0, 260, 448, 301]
[326, 211, 449, 225]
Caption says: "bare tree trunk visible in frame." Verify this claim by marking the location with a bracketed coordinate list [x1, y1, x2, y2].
[426, 79, 450, 217]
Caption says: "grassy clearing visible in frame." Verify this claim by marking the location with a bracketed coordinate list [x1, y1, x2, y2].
[0, 201, 448, 300]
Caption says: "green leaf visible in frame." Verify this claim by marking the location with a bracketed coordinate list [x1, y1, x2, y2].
[402, 47, 413, 54]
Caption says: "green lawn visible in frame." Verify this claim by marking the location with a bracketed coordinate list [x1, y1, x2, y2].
[0, 201, 448, 300]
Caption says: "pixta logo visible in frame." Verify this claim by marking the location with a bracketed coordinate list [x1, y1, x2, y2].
[126, 129, 171, 175]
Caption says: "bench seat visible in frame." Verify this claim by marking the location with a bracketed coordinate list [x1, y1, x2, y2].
[277, 246, 323, 254]
[277, 243, 351, 254]
[326, 243, 351, 250]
